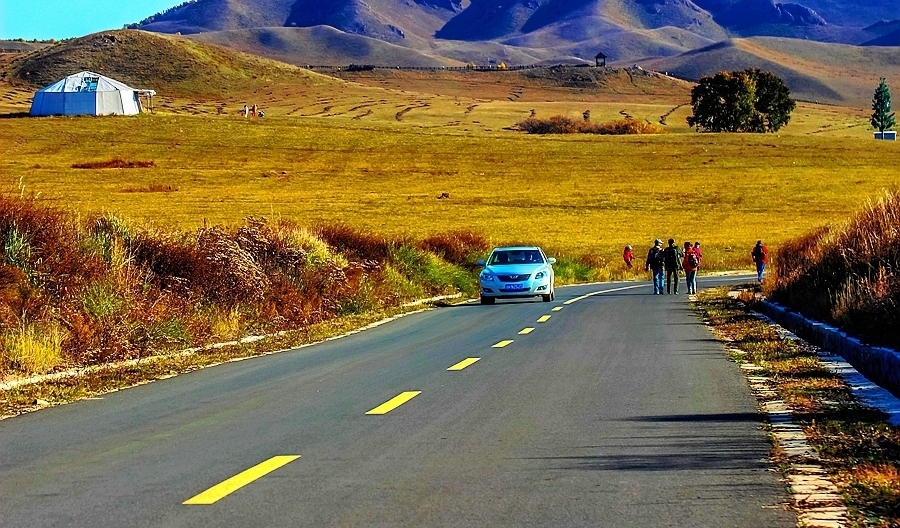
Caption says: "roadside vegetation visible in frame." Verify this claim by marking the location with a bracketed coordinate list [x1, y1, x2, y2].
[0, 194, 487, 379]
[0, 194, 640, 386]
[766, 190, 900, 349]
[695, 287, 900, 526]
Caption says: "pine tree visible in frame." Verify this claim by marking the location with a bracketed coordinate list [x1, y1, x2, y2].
[871, 78, 896, 133]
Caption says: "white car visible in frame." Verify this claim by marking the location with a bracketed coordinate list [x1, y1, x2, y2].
[477, 246, 556, 304]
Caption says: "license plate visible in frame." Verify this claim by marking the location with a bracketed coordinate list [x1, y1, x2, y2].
[505, 284, 525, 291]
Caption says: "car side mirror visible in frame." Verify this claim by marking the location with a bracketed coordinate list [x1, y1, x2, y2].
[476, 259, 486, 266]
[548, 257, 557, 264]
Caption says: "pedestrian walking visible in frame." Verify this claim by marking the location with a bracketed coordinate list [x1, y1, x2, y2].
[682, 241, 700, 294]
[251, 104, 258, 117]
[645, 239, 665, 294]
[242, 104, 249, 117]
[663, 238, 684, 294]
[751, 240, 769, 283]
[623, 245, 634, 270]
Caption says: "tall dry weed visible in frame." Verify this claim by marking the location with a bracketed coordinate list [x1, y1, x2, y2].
[418, 230, 489, 266]
[2, 323, 66, 374]
[770, 190, 900, 348]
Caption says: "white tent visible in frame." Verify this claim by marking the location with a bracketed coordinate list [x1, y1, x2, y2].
[30, 71, 156, 117]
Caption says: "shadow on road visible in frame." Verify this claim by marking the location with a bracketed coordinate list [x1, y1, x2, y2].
[523, 433, 767, 472]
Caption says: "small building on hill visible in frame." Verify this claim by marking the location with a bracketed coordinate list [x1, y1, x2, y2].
[595, 52, 607, 67]
[29, 71, 156, 117]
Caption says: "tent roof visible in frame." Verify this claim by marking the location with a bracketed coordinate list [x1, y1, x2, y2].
[36, 71, 153, 95]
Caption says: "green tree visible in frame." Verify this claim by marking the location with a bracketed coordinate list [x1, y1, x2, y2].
[687, 69, 795, 133]
[871, 77, 896, 133]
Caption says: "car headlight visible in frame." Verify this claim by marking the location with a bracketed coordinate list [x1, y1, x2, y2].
[534, 271, 546, 280]
[480, 271, 494, 281]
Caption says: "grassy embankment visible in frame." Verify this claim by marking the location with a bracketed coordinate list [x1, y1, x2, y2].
[696, 288, 900, 525]
[0, 193, 485, 385]
[766, 190, 900, 349]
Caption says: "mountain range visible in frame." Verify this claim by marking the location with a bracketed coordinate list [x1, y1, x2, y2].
[134, 0, 900, 63]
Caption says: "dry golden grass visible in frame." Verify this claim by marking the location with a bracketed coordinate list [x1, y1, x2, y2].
[0, 51, 895, 271]
[1, 324, 65, 374]
[0, 93, 895, 271]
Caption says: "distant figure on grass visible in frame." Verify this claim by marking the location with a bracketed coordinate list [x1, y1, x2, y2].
[682, 241, 701, 295]
[664, 238, 684, 294]
[752, 240, 769, 283]
[645, 239, 665, 294]
[251, 104, 258, 117]
[242, 104, 249, 118]
[623, 245, 634, 270]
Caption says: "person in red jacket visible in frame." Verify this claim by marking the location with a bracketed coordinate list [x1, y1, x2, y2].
[682, 241, 700, 294]
[623, 245, 634, 270]
[751, 240, 769, 283]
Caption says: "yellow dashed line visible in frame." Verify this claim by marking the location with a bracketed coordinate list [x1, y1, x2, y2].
[518, 327, 535, 335]
[365, 391, 422, 415]
[537, 315, 551, 323]
[552, 307, 563, 312]
[492, 340, 514, 348]
[183, 456, 300, 505]
[447, 358, 481, 371]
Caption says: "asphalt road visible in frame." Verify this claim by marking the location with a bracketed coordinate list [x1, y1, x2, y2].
[0, 276, 796, 527]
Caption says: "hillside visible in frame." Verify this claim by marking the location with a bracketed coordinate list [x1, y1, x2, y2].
[0, 40, 53, 53]
[0, 30, 344, 98]
[188, 26, 461, 67]
[640, 37, 900, 107]
[130, 0, 900, 69]
[138, 0, 466, 45]
[323, 65, 693, 102]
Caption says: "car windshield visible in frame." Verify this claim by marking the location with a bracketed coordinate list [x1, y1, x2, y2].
[489, 250, 544, 265]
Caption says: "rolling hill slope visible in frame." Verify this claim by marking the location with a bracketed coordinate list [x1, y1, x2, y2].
[0, 30, 345, 98]
[640, 37, 900, 106]
[188, 26, 461, 67]
[128, 0, 900, 78]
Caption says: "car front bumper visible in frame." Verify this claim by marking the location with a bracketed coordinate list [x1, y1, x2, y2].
[479, 278, 552, 298]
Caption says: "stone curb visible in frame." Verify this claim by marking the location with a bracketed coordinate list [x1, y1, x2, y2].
[720, 336, 850, 527]
[756, 300, 900, 399]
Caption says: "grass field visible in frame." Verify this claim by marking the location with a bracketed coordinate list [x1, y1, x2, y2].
[0, 83, 895, 271]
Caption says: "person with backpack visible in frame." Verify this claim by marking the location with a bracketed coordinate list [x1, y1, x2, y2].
[663, 238, 684, 294]
[751, 240, 769, 283]
[682, 241, 700, 294]
[645, 239, 665, 294]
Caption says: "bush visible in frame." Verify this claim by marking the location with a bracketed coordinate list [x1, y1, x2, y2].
[419, 230, 489, 266]
[518, 116, 665, 135]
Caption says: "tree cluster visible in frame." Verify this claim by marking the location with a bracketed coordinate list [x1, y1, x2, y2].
[687, 69, 795, 133]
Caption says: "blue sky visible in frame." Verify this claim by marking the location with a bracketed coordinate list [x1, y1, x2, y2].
[0, 0, 178, 40]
